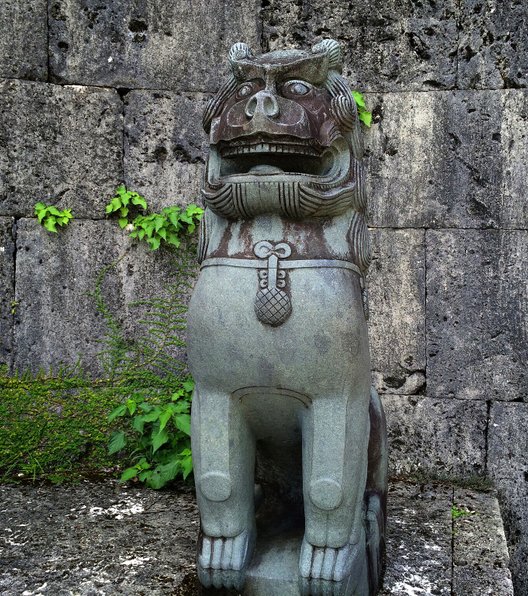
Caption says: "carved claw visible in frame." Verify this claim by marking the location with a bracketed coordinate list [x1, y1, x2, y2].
[299, 535, 367, 596]
[197, 529, 255, 591]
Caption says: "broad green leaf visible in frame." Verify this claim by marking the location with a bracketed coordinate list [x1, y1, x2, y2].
[132, 416, 145, 433]
[119, 206, 129, 218]
[175, 414, 191, 436]
[142, 410, 161, 423]
[159, 407, 172, 432]
[157, 227, 167, 240]
[118, 217, 129, 229]
[108, 430, 127, 454]
[138, 470, 151, 482]
[108, 403, 127, 422]
[181, 452, 193, 479]
[152, 427, 170, 453]
[126, 398, 137, 415]
[34, 202, 46, 212]
[120, 467, 139, 482]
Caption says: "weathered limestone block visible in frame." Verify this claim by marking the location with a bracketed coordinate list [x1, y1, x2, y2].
[367, 229, 425, 396]
[261, 0, 458, 91]
[0, 218, 15, 370]
[382, 396, 487, 478]
[488, 402, 528, 596]
[13, 220, 124, 376]
[124, 91, 208, 211]
[365, 90, 528, 229]
[13, 219, 192, 377]
[0, 80, 122, 219]
[49, 0, 260, 90]
[458, 0, 528, 89]
[0, 0, 47, 80]
[426, 230, 528, 400]
[453, 488, 514, 595]
[380, 482, 453, 595]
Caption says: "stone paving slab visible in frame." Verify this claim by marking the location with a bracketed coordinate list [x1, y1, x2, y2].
[0, 481, 513, 595]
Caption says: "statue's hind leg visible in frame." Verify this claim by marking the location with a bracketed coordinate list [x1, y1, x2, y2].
[191, 386, 256, 591]
[299, 391, 371, 596]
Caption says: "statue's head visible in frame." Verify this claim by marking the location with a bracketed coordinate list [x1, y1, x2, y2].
[202, 40, 365, 220]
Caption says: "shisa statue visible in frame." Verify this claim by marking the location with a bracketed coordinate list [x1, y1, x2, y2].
[187, 39, 387, 595]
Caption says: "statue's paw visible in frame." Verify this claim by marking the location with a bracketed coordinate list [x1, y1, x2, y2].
[299, 536, 366, 596]
[197, 529, 255, 590]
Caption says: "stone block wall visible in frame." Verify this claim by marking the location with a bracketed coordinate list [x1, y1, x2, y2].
[0, 0, 526, 591]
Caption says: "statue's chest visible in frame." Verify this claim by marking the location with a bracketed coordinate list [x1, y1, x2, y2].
[205, 214, 352, 261]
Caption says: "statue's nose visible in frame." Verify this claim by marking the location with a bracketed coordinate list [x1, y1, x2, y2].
[245, 90, 280, 119]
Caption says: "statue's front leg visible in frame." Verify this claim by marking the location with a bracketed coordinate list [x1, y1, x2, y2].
[191, 385, 256, 591]
[300, 390, 371, 596]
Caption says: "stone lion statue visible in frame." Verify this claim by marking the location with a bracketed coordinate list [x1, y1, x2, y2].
[187, 39, 387, 595]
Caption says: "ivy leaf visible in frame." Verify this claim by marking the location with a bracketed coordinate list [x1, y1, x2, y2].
[108, 404, 127, 422]
[182, 379, 195, 393]
[120, 467, 139, 482]
[44, 217, 58, 233]
[108, 430, 127, 454]
[148, 236, 161, 250]
[166, 234, 180, 247]
[352, 90, 366, 109]
[359, 110, 372, 127]
[131, 193, 147, 210]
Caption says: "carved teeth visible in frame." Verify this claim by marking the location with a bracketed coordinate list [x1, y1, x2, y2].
[220, 143, 320, 158]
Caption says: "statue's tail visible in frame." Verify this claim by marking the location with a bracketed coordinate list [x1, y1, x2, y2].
[366, 386, 388, 595]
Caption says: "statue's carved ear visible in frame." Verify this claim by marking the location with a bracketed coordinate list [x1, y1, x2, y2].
[229, 42, 253, 68]
[312, 39, 343, 73]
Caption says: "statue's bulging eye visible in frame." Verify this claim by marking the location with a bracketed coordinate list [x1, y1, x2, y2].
[236, 83, 254, 99]
[284, 80, 312, 96]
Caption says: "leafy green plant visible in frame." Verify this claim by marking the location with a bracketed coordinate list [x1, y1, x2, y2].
[105, 185, 147, 228]
[105, 185, 204, 250]
[352, 91, 372, 127]
[34, 202, 73, 233]
[107, 379, 194, 489]
[451, 505, 474, 520]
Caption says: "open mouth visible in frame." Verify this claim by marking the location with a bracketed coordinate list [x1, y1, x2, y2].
[215, 136, 340, 178]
